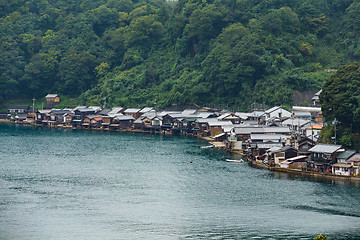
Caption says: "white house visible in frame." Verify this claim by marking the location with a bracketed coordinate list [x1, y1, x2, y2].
[262, 106, 292, 122]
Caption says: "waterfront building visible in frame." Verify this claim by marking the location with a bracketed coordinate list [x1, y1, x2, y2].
[308, 144, 344, 173]
[7, 105, 29, 113]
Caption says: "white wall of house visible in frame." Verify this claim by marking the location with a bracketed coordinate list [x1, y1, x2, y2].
[306, 128, 321, 137]
[332, 167, 351, 176]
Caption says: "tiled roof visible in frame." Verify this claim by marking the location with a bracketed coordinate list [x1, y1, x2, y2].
[308, 144, 342, 154]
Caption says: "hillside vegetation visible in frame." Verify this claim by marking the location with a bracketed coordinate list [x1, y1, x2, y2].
[1, 0, 360, 109]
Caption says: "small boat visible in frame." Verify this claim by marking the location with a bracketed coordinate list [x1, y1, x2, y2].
[226, 159, 244, 163]
[200, 145, 214, 149]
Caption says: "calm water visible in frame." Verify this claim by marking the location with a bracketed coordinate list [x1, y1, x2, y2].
[1, 124, 360, 240]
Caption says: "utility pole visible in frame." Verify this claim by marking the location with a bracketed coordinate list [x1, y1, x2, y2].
[333, 118, 338, 145]
[32, 98, 36, 113]
[32, 98, 36, 121]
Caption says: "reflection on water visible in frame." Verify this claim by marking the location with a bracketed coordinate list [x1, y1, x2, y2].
[1, 124, 360, 239]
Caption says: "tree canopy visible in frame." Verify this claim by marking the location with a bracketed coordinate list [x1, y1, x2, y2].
[0, 0, 360, 109]
[320, 62, 360, 129]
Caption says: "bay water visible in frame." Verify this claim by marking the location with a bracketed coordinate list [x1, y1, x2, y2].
[1, 124, 360, 239]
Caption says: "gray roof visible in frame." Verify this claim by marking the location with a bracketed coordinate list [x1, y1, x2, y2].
[76, 108, 96, 113]
[347, 153, 360, 162]
[264, 106, 280, 114]
[182, 109, 197, 115]
[235, 112, 250, 120]
[242, 120, 259, 125]
[196, 118, 219, 124]
[282, 118, 310, 127]
[250, 134, 284, 141]
[115, 115, 135, 121]
[108, 107, 124, 114]
[46, 94, 58, 98]
[257, 143, 283, 149]
[50, 110, 70, 115]
[308, 144, 342, 154]
[134, 118, 143, 124]
[208, 121, 233, 127]
[292, 106, 321, 112]
[158, 111, 181, 117]
[263, 127, 291, 134]
[124, 108, 141, 113]
[140, 107, 154, 113]
[336, 150, 356, 160]
[194, 112, 218, 118]
[233, 127, 264, 135]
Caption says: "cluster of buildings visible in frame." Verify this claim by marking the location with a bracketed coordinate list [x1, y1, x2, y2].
[3, 92, 359, 178]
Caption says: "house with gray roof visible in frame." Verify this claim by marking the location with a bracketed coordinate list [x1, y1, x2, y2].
[262, 106, 292, 122]
[8, 105, 29, 113]
[124, 108, 142, 119]
[336, 150, 356, 163]
[308, 144, 344, 172]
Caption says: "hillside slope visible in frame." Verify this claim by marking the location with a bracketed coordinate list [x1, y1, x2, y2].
[1, 0, 360, 109]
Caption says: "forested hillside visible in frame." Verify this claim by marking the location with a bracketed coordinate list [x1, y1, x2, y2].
[1, 0, 360, 109]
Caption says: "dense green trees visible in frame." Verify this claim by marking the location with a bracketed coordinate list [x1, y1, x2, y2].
[320, 61, 360, 149]
[0, 0, 359, 109]
[321, 62, 360, 129]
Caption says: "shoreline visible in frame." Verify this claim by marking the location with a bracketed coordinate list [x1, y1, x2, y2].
[2, 121, 360, 183]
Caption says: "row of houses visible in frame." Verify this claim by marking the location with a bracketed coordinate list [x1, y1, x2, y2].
[6, 101, 358, 177]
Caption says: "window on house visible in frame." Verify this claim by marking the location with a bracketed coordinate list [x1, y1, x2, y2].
[354, 162, 358, 166]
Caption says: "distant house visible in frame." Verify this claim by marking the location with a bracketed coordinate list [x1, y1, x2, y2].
[279, 155, 308, 169]
[207, 121, 233, 136]
[140, 107, 154, 114]
[124, 108, 141, 119]
[49, 110, 70, 126]
[26, 108, 40, 123]
[182, 109, 197, 116]
[8, 105, 29, 113]
[0, 111, 8, 119]
[83, 115, 103, 128]
[269, 145, 298, 166]
[296, 136, 316, 154]
[64, 112, 74, 126]
[45, 94, 60, 108]
[293, 111, 312, 120]
[218, 113, 242, 124]
[111, 115, 134, 129]
[311, 90, 322, 107]
[306, 123, 323, 137]
[282, 118, 311, 132]
[346, 157, 360, 176]
[332, 163, 353, 176]
[336, 150, 356, 163]
[133, 118, 144, 130]
[101, 116, 111, 129]
[107, 107, 125, 117]
[262, 106, 292, 122]
[73, 108, 96, 127]
[308, 144, 344, 172]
